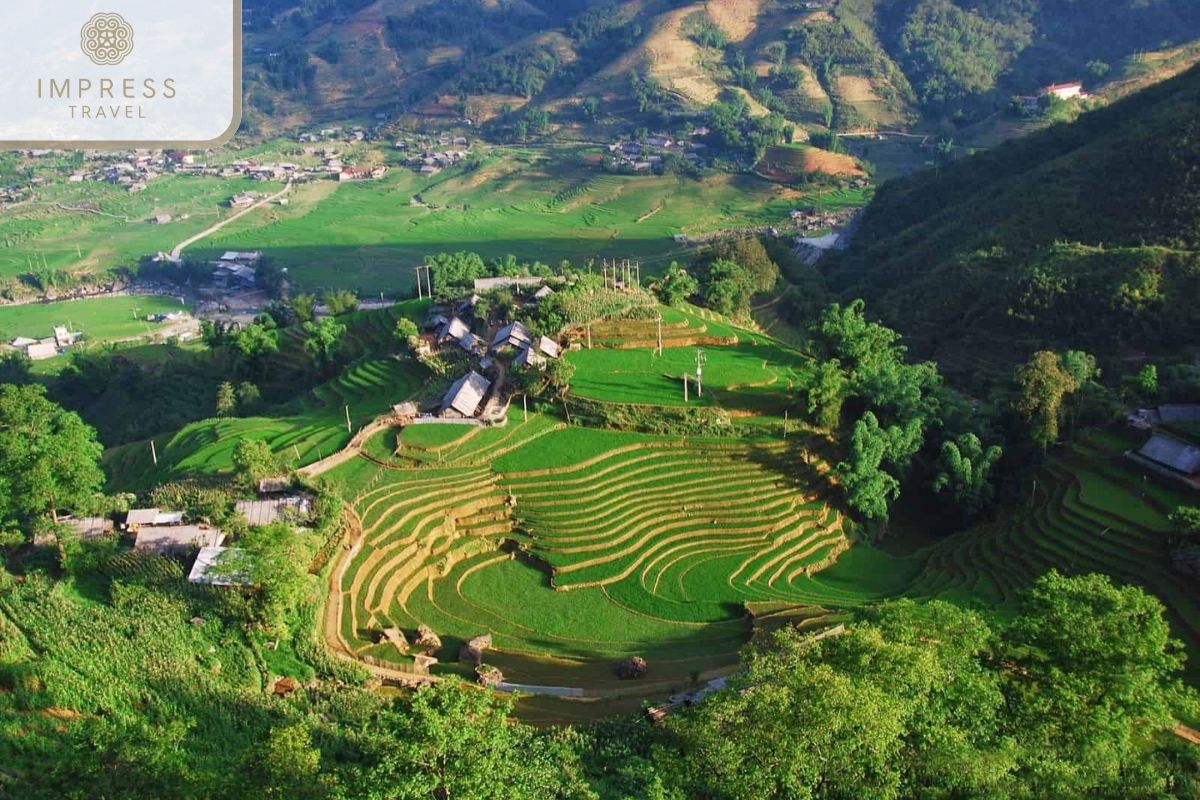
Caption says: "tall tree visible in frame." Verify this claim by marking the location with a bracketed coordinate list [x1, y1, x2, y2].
[0, 384, 105, 528]
[1014, 350, 1078, 450]
[932, 433, 1003, 519]
[304, 317, 347, 374]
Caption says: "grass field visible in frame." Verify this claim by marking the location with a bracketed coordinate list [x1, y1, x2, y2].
[565, 314, 811, 413]
[197, 148, 866, 293]
[0, 294, 189, 345]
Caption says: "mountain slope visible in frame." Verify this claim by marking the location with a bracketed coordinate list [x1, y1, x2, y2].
[827, 63, 1200, 374]
[240, 0, 1200, 137]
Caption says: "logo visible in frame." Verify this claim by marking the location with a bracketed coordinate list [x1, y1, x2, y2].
[80, 13, 134, 66]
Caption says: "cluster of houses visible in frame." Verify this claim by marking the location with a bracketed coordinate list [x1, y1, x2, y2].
[58, 479, 313, 588]
[209, 251, 264, 292]
[1126, 405, 1200, 490]
[5, 324, 81, 361]
[788, 204, 860, 232]
[393, 134, 472, 175]
[413, 278, 563, 422]
[606, 130, 711, 172]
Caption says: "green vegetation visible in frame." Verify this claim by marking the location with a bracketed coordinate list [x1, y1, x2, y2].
[829, 64, 1200, 378]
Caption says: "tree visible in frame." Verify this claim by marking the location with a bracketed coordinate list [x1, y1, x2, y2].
[546, 357, 576, 399]
[654, 263, 699, 307]
[698, 259, 755, 317]
[836, 412, 903, 521]
[290, 293, 317, 324]
[1001, 572, 1185, 797]
[708, 236, 780, 294]
[394, 317, 420, 353]
[1122, 363, 1159, 404]
[215, 381, 237, 417]
[234, 321, 280, 365]
[232, 439, 279, 489]
[303, 317, 347, 374]
[805, 358, 849, 430]
[1014, 350, 1078, 450]
[237, 723, 329, 800]
[232, 523, 316, 624]
[322, 289, 359, 316]
[1169, 506, 1200, 539]
[364, 682, 589, 800]
[932, 433, 1003, 519]
[0, 384, 105, 528]
[237, 381, 261, 413]
[0, 351, 32, 385]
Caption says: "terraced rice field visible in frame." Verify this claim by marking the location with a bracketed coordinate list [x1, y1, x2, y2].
[326, 423, 847, 688]
[789, 432, 1200, 666]
[105, 355, 425, 491]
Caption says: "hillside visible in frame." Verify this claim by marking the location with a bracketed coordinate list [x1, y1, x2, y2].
[240, 0, 1200, 138]
[826, 62, 1200, 377]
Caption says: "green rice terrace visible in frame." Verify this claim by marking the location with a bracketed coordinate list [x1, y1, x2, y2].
[303, 309, 1200, 709]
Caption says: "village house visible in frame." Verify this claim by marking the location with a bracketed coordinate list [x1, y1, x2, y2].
[234, 495, 313, 527]
[436, 316, 472, 345]
[53, 325, 80, 348]
[228, 193, 256, 209]
[532, 285, 555, 301]
[1127, 433, 1200, 489]
[338, 165, 388, 182]
[441, 371, 491, 419]
[134, 524, 224, 556]
[212, 263, 257, 291]
[24, 339, 59, 361]
[490, 321, 534, 353]
[1041, 81, 1086, 100]
[61, 516, 113, 541]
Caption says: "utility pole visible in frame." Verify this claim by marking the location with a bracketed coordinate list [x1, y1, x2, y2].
[586, 323, 592, 350]
[656, 314, 663, 356]
[683, 373, 689, 402]
[345, 404, 352, 434]
[523, 394, 528, 422]
[695, 349, 706, 397]
[783, 409, 788, 439]
[150, 440, 158, 466]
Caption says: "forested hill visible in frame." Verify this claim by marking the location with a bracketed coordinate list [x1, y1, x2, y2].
[239, 0, 1200, 135]
[826, 62, 1200, 376]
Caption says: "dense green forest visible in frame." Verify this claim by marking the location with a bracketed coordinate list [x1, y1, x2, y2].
[826, 62, 1200, 378]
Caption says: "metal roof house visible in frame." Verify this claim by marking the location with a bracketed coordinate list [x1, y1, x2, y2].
[490, 321, 533, 353]
[1136, 434, 1200, 475]
[437, 316, 471, 343]
[441, 371, 491, 418]
[134, 525, 224, 556]
[235, 495, 313, 527]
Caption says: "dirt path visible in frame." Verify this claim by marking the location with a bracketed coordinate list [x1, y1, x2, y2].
[169, 181, 292, 261]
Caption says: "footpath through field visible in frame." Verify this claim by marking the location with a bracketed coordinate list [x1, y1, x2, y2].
[168, 181, 292, 261]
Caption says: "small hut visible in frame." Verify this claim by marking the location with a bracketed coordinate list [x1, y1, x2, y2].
[615, 656, 648, 679]
[380, 627, 410, 655]
[459, 633, 493, 665]
[414, 624, 442, 654]
[476, 664, 504, 687]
